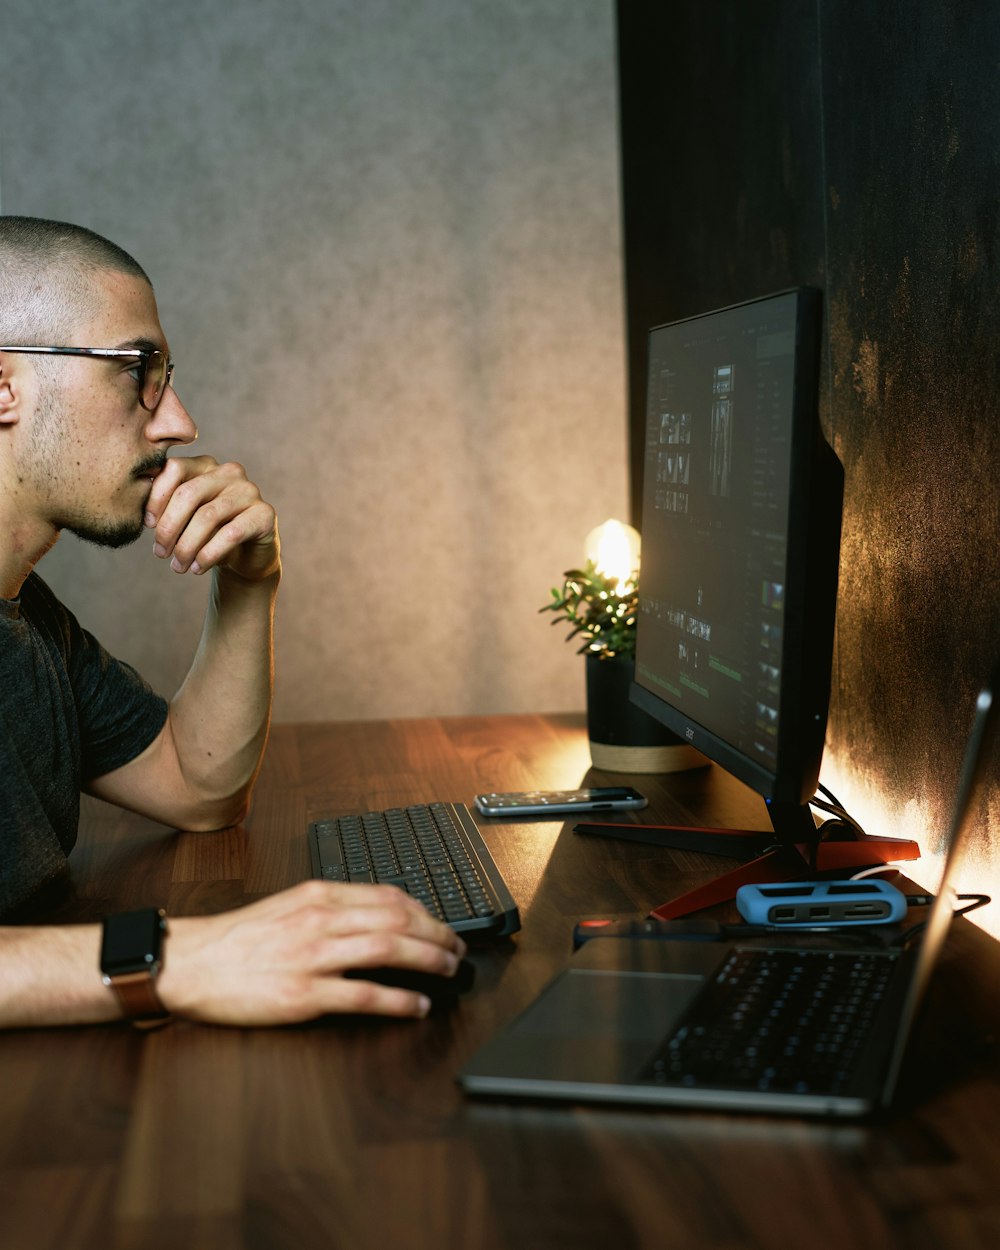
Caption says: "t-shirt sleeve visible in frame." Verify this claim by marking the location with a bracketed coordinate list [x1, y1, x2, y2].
[69, 627, 170, 781]
[0, 574, 171, 917]
[20, 578, 170, 785]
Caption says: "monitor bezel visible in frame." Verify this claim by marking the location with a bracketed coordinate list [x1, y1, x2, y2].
[630, 287, 843, 816]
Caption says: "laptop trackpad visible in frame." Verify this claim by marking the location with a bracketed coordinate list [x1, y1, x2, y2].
[464, 969, 704, 1085]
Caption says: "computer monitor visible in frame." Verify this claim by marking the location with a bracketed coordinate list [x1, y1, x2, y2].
[630, 289, 844, 844]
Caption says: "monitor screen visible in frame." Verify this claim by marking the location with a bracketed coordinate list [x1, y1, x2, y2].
[630, 289, 843, 842]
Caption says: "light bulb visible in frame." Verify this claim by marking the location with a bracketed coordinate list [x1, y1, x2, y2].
[583, 519, 640, 588]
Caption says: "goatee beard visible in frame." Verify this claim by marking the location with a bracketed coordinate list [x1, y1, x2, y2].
[66, 512, 146, 550]
[63, 452, 168, 550]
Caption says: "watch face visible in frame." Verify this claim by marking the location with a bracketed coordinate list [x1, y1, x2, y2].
[100, 908, 166, 976]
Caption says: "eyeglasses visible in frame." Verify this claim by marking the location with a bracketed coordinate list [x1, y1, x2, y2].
[0, 345, 175, 411]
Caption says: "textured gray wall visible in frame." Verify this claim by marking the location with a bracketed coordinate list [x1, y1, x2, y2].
[1, 1, 625, 721]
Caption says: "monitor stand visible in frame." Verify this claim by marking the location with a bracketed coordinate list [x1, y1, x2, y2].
[574, 801, 920, 921]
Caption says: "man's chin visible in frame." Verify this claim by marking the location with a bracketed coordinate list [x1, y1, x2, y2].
[63, 516, 146, 550]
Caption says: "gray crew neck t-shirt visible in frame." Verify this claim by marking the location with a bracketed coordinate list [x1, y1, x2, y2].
[0, 573, 168, 917]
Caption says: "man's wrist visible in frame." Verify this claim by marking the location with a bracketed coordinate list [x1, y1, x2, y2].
[214, 550, 282, 589]
[100, 908, 172, 1027]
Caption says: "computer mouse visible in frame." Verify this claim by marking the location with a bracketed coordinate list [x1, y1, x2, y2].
[344, 958, 476, 1001]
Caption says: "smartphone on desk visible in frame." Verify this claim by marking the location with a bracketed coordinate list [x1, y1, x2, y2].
[473, 786, 647, 817]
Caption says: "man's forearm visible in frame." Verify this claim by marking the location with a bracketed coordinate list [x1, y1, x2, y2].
[0, 925, 119, 1027]
[0, 883, 468, 1029]
[86, 464, 282, 831]
[166, 564, 280, 827]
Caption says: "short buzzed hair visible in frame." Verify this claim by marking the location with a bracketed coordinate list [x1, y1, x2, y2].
[0, 216, 151, 343]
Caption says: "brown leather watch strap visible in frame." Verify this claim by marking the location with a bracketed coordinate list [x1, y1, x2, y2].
[106, 969, 169, 1022]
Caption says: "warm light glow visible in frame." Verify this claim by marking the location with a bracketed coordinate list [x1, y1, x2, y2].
[583, 519, 641, 589]
[821, 751, 1000, 941]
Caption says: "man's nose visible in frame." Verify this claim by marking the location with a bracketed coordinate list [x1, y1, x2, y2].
[144, 385, 198, 446]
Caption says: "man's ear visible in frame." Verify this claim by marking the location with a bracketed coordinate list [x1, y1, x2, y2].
[0, 358, 21, 425]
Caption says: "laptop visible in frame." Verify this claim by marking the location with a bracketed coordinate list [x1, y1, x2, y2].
[459, 665, 999, 1118]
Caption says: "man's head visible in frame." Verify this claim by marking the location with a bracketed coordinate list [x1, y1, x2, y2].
[0, 217, 196, 562]
[0, 217, 151, 346]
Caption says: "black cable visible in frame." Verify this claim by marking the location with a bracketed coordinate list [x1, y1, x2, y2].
[955, 893, 991, 916]
[817, 782, 846, 810]
[896, 923, 926, 947]
[806, 785, 994, 936]
[895, 893, 992, 947]
[809, 790, 870, 840]
[904, 892, 990, 914]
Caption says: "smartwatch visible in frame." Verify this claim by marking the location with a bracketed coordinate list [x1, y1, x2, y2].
[100, 907, 171, 1026]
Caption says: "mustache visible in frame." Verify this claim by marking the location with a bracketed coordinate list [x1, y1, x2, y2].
[132, 453, 169, 480]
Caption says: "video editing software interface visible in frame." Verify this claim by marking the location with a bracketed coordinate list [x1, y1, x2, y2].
[635, 293, 804, 782]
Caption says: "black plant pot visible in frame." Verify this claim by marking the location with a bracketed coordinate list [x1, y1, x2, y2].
[585, 654, 707, 774]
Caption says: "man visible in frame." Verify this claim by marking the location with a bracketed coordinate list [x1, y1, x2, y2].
[0, 216, 465, 1027]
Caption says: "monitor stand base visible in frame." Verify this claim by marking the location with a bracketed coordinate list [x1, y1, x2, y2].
[647, 833, 921, 921]
[570, 815, 920, 925]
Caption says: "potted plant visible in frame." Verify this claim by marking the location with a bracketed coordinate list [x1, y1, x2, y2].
[541, 522, 706, 773]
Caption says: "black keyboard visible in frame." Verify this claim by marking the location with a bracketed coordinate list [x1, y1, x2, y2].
[307, 802, 520, 938]
[641, 947, 899, 1096]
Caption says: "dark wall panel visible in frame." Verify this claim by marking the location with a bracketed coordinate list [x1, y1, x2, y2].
[617, 0, 1000, 888]
[820, 0, 1000, 850]
[617, 0, 825, 520]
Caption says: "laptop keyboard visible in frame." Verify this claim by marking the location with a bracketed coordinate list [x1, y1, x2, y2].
[307, 802, 520, 938]
[640, 947, 899, 1096]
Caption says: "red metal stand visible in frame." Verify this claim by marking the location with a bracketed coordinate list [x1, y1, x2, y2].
[647, 833, 921, 921]
[573, 820, 921, 921]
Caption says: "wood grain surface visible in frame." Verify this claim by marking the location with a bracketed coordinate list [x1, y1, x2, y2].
[3, 714, 999, 1250]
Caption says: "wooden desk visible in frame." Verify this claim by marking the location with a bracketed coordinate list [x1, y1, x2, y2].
[4, 714, 1000, 1250]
